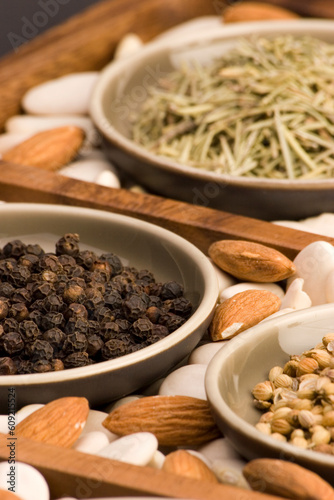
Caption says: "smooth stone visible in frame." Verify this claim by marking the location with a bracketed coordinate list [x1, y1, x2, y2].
[280, 278, 312, 310]
[95, 169, 121, 188]
[211, 460, 250, 488]
[260, 307, 294, 322]
[16, 404, 44, 424]
[60, 158, 117, 183]
[129, 184, 148, 194]
[158, 364, 207, 400]
[198, 438, 244, 463]
[0, 461, 50, 500]
[140, 378, 165, 396]
[219, 282, 284, 303]
[73, 430, 110, 454]
[147, 450, 165, 469]
[273, 220, 312, 232]
[300, 213, 334, 238]
[288, 241, 334, 305]
[188, 342, 228, 365]
[96, 432, 158, 466]
[326, 269, 334, 303]
[0, 132, 31, 154]
[105, 395, 142, 413]
[113, 33, 144, 60]
[22, 72, 99, 116]
[5, 115, 100, 147]
[81, 409, 118, 441]
[209, 259, 236, 294]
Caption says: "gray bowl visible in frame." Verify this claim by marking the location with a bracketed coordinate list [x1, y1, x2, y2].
[205, 304, 334, 485]
[0, 203, 218, 411]
[90, 19, 334, 221]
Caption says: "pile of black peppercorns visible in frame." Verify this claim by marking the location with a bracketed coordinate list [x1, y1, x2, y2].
[0, 234, 193, 375]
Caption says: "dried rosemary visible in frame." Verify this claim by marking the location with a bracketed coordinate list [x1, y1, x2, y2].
[130, 35, 334, 179]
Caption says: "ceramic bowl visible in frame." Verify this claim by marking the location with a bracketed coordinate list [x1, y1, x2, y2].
[90, 19, 334, 221]
[205, 304, 334, 485]
[0, 203, 218, 411]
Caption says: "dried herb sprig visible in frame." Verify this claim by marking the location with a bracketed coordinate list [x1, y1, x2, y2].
[131, 35, 334, 180]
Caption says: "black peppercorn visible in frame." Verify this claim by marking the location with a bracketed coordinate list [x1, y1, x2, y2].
[63, 283, 85, 304]
[55, 233, 80, 257]
[0, 283, 15, 298]
[101, 339, 129, 360]
[19, 320, 40, 343]
[33, 359, 52, 373]
[63, 351, 91, 368]
[160, 281, 184, 300]
[0, 357, 17, 375]
[3, 240, 27, 259]
[64, 303, 88, 321]
[51, 358, 64, 371]
[76, 250, 98, 270]
[123, 294, 147, 320]
[1, 332, 24, 355]
[99, 253, 123, 276]
[0, 298, 9, 320]
[42, 328, 66, 353]
[40, 311, 65, 331]
[100, 321, 120, 342]
[86, 334, 104, 357]
[26, 339, 54, 361]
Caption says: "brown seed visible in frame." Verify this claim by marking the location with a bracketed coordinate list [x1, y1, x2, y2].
[208, 239, 296, 282]
[243, 458, 334, 500]
[102, 395, 222, 447]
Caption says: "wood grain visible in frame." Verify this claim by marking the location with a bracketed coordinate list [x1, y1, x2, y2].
[0, 161, 333, 260]
[0, 0, 220, 130]
[0, 432, 286, 499]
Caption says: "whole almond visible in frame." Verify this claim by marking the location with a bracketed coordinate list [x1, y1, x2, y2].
[208, 240, 296, 282]
[15, 396, 89, 448]
[209, 289, 281, 341]
[162, 450, 218, 484]
[223, 2, 299, 23]
[243, 458, 334, 500]
[102, 395, 221, 446]
[2, 126, 85, 171]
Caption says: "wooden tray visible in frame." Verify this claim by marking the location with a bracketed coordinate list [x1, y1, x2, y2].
[0, 1, 334, 499]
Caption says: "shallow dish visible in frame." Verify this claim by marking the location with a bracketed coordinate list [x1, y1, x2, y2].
[0, 203, 218, 411]
[90, 19, 334, 221]
[205, 304, 334, 485]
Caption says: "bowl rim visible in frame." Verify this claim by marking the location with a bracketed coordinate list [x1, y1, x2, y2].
[205, 303, 334, 466]
[0, 202, 219, 386]
[90, 18, 334, 191]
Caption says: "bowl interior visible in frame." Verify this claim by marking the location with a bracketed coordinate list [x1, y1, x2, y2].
[94, 19, 334, 176]
[0, 203, 218, 409]
[205, 304, 334, 483]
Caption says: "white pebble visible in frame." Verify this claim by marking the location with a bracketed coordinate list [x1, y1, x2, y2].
[0, 461, 50, 500]
[104, 395, 142, 413]
[81, 409, 118, 441]
[158, 364, 207, 400]
[95, 169, 121, 188]
[280, 278, 312, 311]
[60, 158, 115, 183]
[288, 241, 334, 305]
[22, 72, 99, 116]
[198, 438, 243, 463]
[211, 460, 249, 488]
[188, 342, 228, 365]
[5, 115, 100, 147]
[219, 282, 284, 302]
[147, 450, 165, 469]
[73, 431, 110, 454]
[299, 213, 334, 238]
[261, 307, 294, 322]
[113, 33, 143, 60]
[0, 132, 31, 154]
[16, 404, 44, 423]
[96, 432, 158, 466]
[326, 269, 334, 303]
[209, 260, 236, 294]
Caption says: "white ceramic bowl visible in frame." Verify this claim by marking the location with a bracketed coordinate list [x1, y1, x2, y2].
[0, 203, 218, 411]
[205, 304, 334, 485]
[90, 19, 334, 221]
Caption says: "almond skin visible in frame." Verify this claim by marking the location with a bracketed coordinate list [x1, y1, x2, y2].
[0, 491, 23, 500]
[209, 289, 281, 341]
[102, 395, 222, 447]
[243, 458, 334, 500]
[223, 2, 299, 23]
[208, 239, 296, 282]
[15, 396, 89, 448]
[162, 450, 218, 483]
[2, 126, 85, 171]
